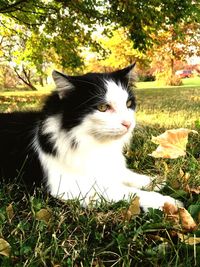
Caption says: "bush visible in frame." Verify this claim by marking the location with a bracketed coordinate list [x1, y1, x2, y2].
[138, 74, 156, 82]
[166, 75, 183, 86]
[156, 71, 182, 86]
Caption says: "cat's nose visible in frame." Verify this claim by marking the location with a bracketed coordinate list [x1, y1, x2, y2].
[121, 120, 131, 129]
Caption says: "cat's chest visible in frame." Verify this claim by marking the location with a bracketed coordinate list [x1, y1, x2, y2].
[38, 143, 125, 198]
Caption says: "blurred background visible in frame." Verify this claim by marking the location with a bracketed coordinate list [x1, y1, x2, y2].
[0, 0, 200, 91]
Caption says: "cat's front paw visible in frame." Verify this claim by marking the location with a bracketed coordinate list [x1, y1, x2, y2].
[123, 172, 152, 189]
[138, 191, 183, 212]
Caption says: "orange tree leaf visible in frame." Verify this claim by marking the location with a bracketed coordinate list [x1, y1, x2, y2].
[150, 128, 198, 159]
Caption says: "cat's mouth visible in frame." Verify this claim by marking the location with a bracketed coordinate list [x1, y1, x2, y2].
[89, 127, 130, 141]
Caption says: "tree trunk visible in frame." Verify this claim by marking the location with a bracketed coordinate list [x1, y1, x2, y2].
[14, 67, 37, 90]
[170, 57, 174, 81]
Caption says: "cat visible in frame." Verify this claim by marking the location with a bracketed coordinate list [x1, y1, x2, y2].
[0, 64, 182, 211]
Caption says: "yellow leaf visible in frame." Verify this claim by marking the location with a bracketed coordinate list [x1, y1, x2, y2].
[6, 203, 14, 222]
[0, 238, 11, 257]
[124, 197, 141, 221]
[177, 233, 200, 245]
[150, 128, 198, 159]
[35, 208, 52, 224]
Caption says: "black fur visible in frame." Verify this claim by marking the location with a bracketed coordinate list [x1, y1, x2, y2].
[0, 112, 44, 189]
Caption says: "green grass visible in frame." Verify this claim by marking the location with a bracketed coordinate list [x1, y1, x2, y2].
[0, 84, 200, 266]
[135, 86, 200, 128]
[136, 76, 200, 89]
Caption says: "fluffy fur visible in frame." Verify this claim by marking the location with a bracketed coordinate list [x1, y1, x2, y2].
[0, 65, 182, 211]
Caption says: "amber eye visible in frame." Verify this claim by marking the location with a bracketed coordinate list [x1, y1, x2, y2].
[97, 104, 110, 112]
[126, 99, 133, 108]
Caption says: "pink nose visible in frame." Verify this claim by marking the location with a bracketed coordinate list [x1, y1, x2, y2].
[122, 121, 131, 129]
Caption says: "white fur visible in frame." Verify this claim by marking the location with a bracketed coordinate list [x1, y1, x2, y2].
[34, 79, 183, 211]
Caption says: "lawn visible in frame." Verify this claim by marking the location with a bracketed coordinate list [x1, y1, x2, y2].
[0, 82, 200, 266]
[136, 76, 200, 89]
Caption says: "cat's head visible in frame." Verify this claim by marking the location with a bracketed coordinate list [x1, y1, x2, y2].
[50, 64, 136, 143]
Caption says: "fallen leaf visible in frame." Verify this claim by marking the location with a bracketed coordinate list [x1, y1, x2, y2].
[150, 128, 198, 159]
[177, 233, 200, 245]
[6, 203, 14, 222]
[163, 202, 178, 215]
[124, 197, 141, 221]
[35, 208, 52, 224]
[163, 203, 197, 231]
[0, 238, 11, 257]
[178, 208, 197, 231]
[185, 185, 200, 195]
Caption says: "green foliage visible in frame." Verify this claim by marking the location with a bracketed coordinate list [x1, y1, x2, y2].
[0, 0, 105, 70]
[108, 0, 200, 50]
[84, 29, 149, 72]
[1, 0, 200, 70]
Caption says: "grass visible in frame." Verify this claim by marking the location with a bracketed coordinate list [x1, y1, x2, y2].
[0, 82, 200, 266]
[136, 76, 200, 89]
[135, 87, 200, 128]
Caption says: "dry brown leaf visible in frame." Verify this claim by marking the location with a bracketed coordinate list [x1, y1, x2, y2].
[177, 233, 200, 245]
[0, 238, 11, 257]
[124, 197, 141, 221]
[179, 208, 197, 231]
[35, 208, 52, 224]
[6, 203, 14, 222]
[163, 203, 197, 231]
[185, 185, 200, 195]
[150, 128, 198, 159]
[163, 202, 179, 214]
[179, 169, 191, 184]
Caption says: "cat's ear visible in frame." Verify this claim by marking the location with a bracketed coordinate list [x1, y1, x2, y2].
[52, 70, 74, 99]
[115, 63, 136, 78]
[111, 63, 136, 87]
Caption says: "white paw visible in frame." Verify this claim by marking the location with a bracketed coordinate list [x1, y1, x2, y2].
[137, 191, 183, 212]
[138, 174, 152, 188]
[123, 173, 152, 189]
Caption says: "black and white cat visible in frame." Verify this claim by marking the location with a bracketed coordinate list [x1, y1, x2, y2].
[0, 65, 182, 211]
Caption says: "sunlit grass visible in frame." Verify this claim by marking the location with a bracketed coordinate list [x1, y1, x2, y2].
[136, 76, 200, 89]
[135, 86, 200, 128]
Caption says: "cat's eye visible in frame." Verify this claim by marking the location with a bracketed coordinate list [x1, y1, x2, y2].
[97, 104, 110, 112]
[126, 99, 133, 108]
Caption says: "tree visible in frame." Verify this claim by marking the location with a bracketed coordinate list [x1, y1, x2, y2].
[1, 0, 199, 54]
[0, 0, 200, 89]
[84, 29, 149, 73]
[0, 0, 105, 70]
[108, 0, 200, 50]
[148, 22, 200, 85]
